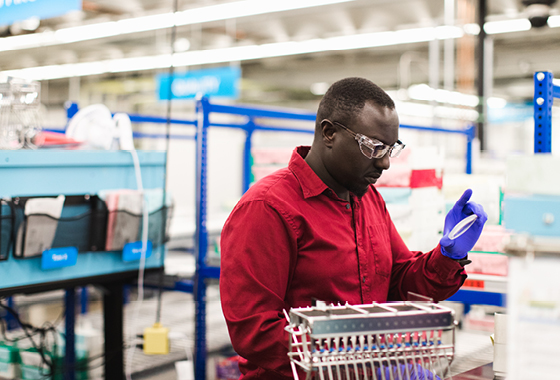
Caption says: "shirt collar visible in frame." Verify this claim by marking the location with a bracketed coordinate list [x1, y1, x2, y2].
[289, 146, 367, 203]
[289, 146, 329, 199]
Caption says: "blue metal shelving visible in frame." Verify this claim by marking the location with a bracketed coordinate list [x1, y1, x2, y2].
[533, 71, 560, 154]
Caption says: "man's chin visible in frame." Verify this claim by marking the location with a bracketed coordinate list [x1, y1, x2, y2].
[351, 185, 370, 198]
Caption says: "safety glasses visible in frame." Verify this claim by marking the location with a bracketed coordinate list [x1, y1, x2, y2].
[325, 119, 405, 159]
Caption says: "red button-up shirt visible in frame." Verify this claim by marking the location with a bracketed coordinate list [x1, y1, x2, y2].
[220, 146, 466, 379]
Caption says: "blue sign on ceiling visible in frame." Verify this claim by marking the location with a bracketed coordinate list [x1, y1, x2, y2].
[0, 0, 82, 27]
[157, 66, 241, 100]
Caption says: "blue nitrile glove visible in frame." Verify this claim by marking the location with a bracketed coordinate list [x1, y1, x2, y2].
[440, 189, 488, 260]
[376, 363, 441, 380]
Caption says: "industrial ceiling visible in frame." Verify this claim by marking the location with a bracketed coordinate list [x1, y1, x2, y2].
[1, 0, 559, 107]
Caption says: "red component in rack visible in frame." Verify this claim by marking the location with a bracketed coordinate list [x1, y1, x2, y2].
[463, 279, 485, 289]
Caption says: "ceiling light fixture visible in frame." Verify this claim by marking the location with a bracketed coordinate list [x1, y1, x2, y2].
[2, 26, 464, 81]
[174, 0, 354, 25]
[310, 82, 329, 95]
[463, 23, 481, 35]
[54, 23, 120, 43]
[393, 100, 479, 121]
[20, 17, 41, 32]
[483, 18, 532, 34]
[487, 97, 507, 108]
[407, 84, 480, 107]
[0, 0, 355, 52]
[547, 15, 560, 27]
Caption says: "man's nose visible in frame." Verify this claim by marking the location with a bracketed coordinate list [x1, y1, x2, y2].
[374, 153, 391, 171]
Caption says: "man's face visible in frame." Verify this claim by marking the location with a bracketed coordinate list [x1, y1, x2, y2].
[324, 101, 400, 197]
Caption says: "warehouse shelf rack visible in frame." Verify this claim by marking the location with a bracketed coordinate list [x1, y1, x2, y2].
[62, 98, 475, 379]
[0, 150, 167, 380]
[533, 71, 560, 153]
[448, 72, 560, 316]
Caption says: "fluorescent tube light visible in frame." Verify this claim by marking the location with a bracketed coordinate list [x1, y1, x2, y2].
[435, 25, 465, 39]
[548, 15, 560, 28]
[175, 0, 354, 25]
[1, 28, 465, 80]
[328, 26, 463, 51]
[54, 22, 120, 43]
[463, 23, 481, 35]
[310, 82, 329, 95]
[0, 31, 55, 50]
[0, 0, 534, 56]
[394, 101, 479, 121]
[0, 0, 355, 52]
[487, 97, 507, 108]
[392, 28, 437, 44]
[408, 84, 479, 107]
[484, 19, 531, 34]
[435, 106, 479, 121]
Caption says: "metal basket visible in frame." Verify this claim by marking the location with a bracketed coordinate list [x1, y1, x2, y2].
[285, 302, 456, 380]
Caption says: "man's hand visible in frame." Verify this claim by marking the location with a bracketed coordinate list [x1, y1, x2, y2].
[440, 189, 488, 260]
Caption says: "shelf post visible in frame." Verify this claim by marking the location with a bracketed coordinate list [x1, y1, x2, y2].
[194, 96, 210, 380]
[534, 71, 553, 154]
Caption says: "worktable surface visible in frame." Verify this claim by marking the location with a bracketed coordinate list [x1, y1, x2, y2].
[450, 363, 494, 380]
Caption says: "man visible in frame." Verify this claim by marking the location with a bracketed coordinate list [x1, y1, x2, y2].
[220, 77, 487, 379]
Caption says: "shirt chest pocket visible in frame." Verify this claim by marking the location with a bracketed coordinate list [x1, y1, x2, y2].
[367, 224, 392, 278]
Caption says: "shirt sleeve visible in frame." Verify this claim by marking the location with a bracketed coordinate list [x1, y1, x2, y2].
[220, 200, 297, 378]
[383, 207, 467, 302]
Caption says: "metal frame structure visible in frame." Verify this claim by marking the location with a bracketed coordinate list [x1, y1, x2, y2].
[285, 302, 456, 380]
[533, 71, 560, 154]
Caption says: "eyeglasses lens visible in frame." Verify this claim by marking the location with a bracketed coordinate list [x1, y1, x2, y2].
[359, 140, 403, 159]
[389, 144, 404, 158]
[359, 143, 373, 158]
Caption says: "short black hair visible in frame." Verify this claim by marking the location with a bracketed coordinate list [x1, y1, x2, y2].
[316, 77, 395, 127]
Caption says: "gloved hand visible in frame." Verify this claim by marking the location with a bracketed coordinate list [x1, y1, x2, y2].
[440, 189, 488, 260]
[376, 363, 441, 379]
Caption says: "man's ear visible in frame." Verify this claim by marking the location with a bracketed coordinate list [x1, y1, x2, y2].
[321, 120, 336, 148]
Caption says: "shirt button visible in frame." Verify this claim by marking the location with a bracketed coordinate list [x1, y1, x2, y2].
[346, 204, 350, 209]
[362, 276, 366, 283]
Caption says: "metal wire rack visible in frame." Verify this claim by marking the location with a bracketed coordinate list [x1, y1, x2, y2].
[285, 302, 456, 380]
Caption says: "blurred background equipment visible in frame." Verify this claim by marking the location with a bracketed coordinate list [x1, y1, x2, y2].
[0, 77, 41, 150]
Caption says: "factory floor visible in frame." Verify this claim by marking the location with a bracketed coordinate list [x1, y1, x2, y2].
[117, 283, 232, 379]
